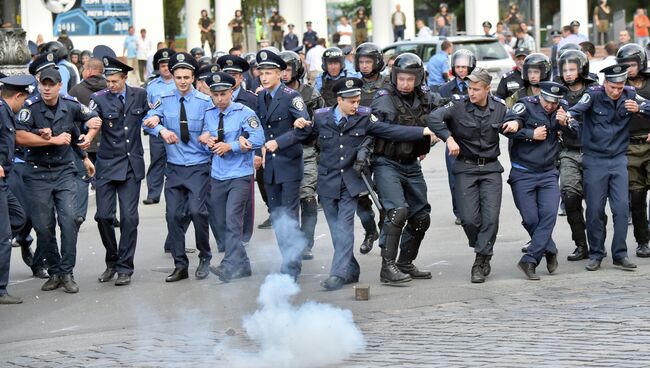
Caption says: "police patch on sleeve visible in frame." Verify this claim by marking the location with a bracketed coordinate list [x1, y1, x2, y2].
[247, 115, 260, 129]
[81, 104, 90, 114]
[17, 108, 30, 123]
[292, 96, 305, 111]
[149, 99, 161, 110]
[444, 101, 454, 109]
[370, 114, 378, 123]
[579, 93, 590, 105]
[88, 100, 97, 111]
[512, 102, 526, 115]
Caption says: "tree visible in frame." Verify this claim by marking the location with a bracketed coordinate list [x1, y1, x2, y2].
[163, 0, 184, 42]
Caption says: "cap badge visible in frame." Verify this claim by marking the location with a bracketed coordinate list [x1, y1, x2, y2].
[211, 65, 219, 73]
[613, 66, 621, 73]
[226, 60, 233, 66]
[46, 53, 54, 62]
[345, 80, 354, 88]
[260, 52, 268, 60]
[103, 57, 109, 66]
[551, 86, 559, 93]
[162, 51, 168, 58]
[213, 74, 221, 83]
[177, 54, 185, 62]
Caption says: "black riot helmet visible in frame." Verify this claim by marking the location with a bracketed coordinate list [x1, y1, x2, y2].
[556, 43, 580, 65]
[390, 52, 425, 87]
[616, 43, 648, 76]
[190, 47, 205, 58]
[280, 50, 305, 83]
[243, 52, 257, 68]
[450, 49, 476, 78]
[42, 41, 68, 60]
[354, 42, 384, 78]
[522, 53, 552, 85]
[321, 47, 345, 73]
[558, 50, 590, 85]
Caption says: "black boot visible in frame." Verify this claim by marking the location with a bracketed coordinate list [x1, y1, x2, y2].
[300, 197, 318, 252]
[567, 241, 589, 261]
[395, 213, 431, 279]
[359, 231, 378, 254]
[396, 249, 431, 279]
[636, 243, 650, 258]
[630, 189, 649, 247]
[482, 255, 492, 276]
[380, 256, 412, 284]
[20, 242, 34, 268]
[380, 208, 411, 284]
[471, 254, 486, 283]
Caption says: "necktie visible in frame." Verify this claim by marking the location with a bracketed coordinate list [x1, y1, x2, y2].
[217, 112, 224, 143]
[459, 82, 465, 93]
[264, 92, 272, 108]
[118, 94, 125, 108]
[179, 96, 190, 144]
[339, 116, 347, 127]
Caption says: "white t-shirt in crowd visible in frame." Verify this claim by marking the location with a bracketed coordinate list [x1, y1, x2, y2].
[337, 24, 353, 46]
[136, 36, 153, 60]
[306, 44, 325, 72]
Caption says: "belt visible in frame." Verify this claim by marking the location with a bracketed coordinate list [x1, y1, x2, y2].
[28, 161, 66, 169]
[630, 137, 648, 145]
[383, 156, 417, 165]
[458, 156, 497, 166]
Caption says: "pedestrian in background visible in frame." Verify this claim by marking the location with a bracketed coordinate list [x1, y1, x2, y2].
[268, 9, 286, 50]
[337, 16, 353, 49]
[283, 24, 299, 51]
[634, 9, 650, 48]
[136, 28, 153, 84]
[229, 10, 245, 49]
[352, 8, 368, 46]
[593, 0, 611, 45]
[391, 4, 406, 42]
[198, 9, 215, 53]
[122, 26, 138, 83]
[426, 40, 453, 90]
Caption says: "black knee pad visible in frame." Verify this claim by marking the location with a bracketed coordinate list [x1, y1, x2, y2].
[407, 212, 430, 235]
[384, 207, 408, 235]
[301, 197, 318, 214]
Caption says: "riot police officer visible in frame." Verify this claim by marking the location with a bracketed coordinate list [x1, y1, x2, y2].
[199, 72, 265, 282]
[370, 53, 434, 284]
[567, 64, 650, 271]
[280, 50, 324, 260]
[143, 48, 175, 206]
[428, 68, 509, 283]
[190, 47, 205, 61]
[294, 77, 436, 290]
[503, 82, 575, 280]
[255, 49, 310, 279]
[315, 47, 360, 106]
[86, 56, 148, 286]
[353, 42, 387, 254]
[142, 52, 213, 282]
[616, 44, 650, 258]
[506, 53, 552, 107]
[0, 75, 35, 304]
[556, 49, 597, 261]
[16, 68, 100, 293]
[495, 47, 529, 100]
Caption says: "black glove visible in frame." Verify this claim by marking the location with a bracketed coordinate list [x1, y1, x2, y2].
[353, 159, 369, 177]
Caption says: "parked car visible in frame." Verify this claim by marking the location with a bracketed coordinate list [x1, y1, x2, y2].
[382, 36, 515, 91]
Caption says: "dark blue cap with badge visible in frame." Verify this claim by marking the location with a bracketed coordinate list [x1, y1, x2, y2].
[482, 21, 492, 28]
[153, 48, 175, 70]
[207, 72, 236, 92]
[539, 81, 568, 103]
[256, 50, 287, 70]
[514, 47, 530, 57]
[28, 52, 58, 75]
[601, 63, 629, 83]
[39, 68, 62, 84]
[168, 52, 199, 74]
[0, 75, 36, 93]
[217, 55, 250, 74]
[333, 77, 363, 98]
[197, 64, 221, 81]
[102, 55, 133, 75]
[550, 30, 561, 37]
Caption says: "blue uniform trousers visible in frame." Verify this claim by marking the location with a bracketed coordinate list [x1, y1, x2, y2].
[24, 163, 78, 275]
[583, 154, 630, 261]
[164, 163, 211, 268]
[444, 146, 459, 218]
[145, 134, 166, 201]
[241, 180, 255, 243]
[321, 186, 361, 281]
[95, 168, 140, 274]
[508, 168, 560, 264]
[0, 177, 12, 294]
[7, 162, 34, 251]
[73, 156, 89, 222]
[210, 176, 252, 274]
[265, 179, 303, 277]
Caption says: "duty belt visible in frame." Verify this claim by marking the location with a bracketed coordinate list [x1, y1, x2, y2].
[458, 156, 497, 166]
[630, 137, 649, 145]
[28, 161, 67, 169]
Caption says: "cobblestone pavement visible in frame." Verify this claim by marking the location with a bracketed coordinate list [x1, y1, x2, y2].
[5, 269, 650, 367]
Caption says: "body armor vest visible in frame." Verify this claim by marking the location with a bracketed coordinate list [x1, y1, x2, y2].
[628, 76, 650, 137]
[321, 75, 338, 107]
[360, 75, 387, 107]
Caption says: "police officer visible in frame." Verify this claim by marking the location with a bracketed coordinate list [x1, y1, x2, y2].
[255, 49, 310, 279]
[438, 49, 477, 226]
[428, 68, 509, 283]
[242, 53, 261, 93]
[142, 52, 213, 282]
[196, 64, 220, 95]
[567, 64, 650, 271]
[86, 56, 148, 286]
[0, 75, 35, 304]
[496, 47, 529, 100]
[294, 77, 436, 290]
[217, 55, 260, 248]
[506, 53, 552, 107]
[354, 42, 388, 253]
[556, 50, 597, 261]
[370, 53, 434, 284]
[616, 44, 650, 258]
[279, 50, 324, 260]
[199, 72, 264, 282]
[16, 67, 100, 293]
[190, 47, 205, 61]
[143, 48, 175, 206]
[315, 47, 360, 106]
[503, 82, 576, 280]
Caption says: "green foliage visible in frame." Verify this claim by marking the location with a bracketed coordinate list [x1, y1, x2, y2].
[163, 0, 184, 41]
[338, 0, 372, 18]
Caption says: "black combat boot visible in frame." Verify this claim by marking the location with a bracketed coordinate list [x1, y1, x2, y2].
[359, 231, 378, 254]
[567, 241, 589, 261]
[471, 254, 486, 283]
[395, 214, 431, 279]
[380, 209, 411, 284]
[482, 255, 492, 276]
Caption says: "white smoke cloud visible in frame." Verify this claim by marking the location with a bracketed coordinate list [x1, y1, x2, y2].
[225, 274, 366, 368]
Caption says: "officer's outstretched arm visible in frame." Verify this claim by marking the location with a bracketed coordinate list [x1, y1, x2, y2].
[501, 106, 530, 140]
[426, 102, 455, 141]
[567, 91, 594, 123]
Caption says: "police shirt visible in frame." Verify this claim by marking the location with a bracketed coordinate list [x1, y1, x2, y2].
[569, 85, 650, 158]
[144, 88, 212, 166]
[16, 94, 97, 166]
[146, 76, 176, 109]
[232, 86, 258, 111]
[204, 102, 264, 181]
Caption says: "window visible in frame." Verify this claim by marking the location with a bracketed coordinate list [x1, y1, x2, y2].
[454, 41, 509, 61]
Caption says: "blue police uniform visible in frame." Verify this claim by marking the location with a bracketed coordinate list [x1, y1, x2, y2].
[568, 77, 650, 266]
[16, 81, 98, 286]
[504, 95, 576, 270]
[144, 86, 213, 275]
[144, 76, 175, 203]
[255, 49, 310, 278]
[294, 79, 428, 289]
[90, 64, 148, 280]
[204, 81, 264, 281]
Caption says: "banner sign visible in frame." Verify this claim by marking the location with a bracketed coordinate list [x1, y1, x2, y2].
[43, 0, 132, 36]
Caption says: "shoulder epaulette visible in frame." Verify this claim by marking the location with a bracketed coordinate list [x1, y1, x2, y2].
[588, 85, 604, 92]
[195, 92, 211, 101]
[624, 85, 636, 92]
[91, 89, 110, 98]
[376, 89, 389, 97]
[315, 107, 331, 115]
[452, 94, 467, 101]
[282, 86, 297, 96]
[61, 94, 79, 103]
[490, 95, 506, 105]
[524, 96, 538, 103]
[25, 94, 40, 106]
[357, 106, 371, 115]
